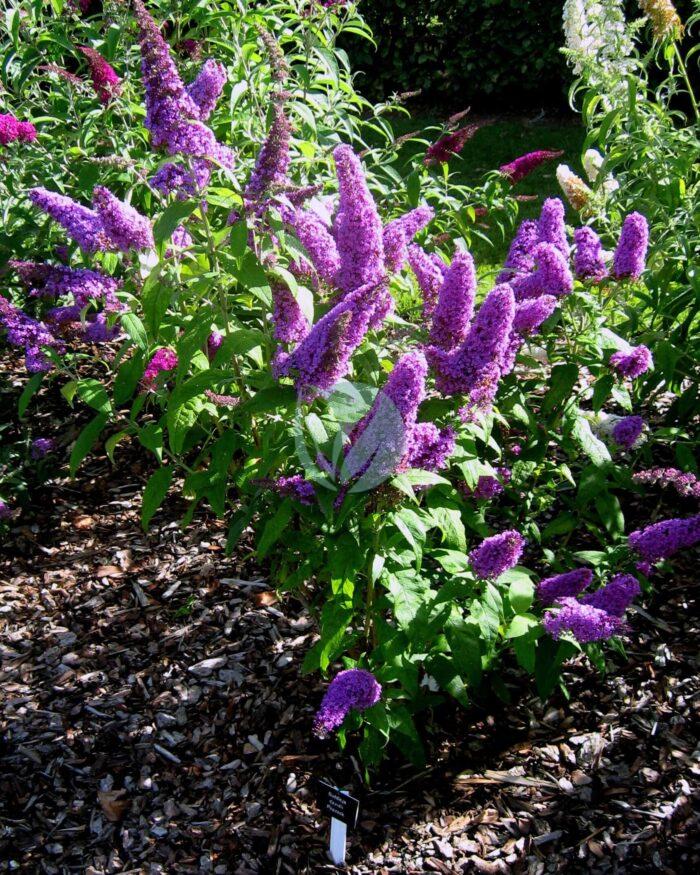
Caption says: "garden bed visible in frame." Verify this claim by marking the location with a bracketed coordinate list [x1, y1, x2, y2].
[1, 357, 697, 874]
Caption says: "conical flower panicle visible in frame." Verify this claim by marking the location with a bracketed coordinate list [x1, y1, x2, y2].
[429, 249, 476, 350]
[332, 145, 385, 295]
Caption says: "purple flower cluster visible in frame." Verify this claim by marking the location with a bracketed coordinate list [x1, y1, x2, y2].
[272, 285, 310, 343]
[29, 187, 153, 253]
[274, 281, 388, 398]
[537, 568, 594, 605]
[427, 284, 515, 419]
[0, 295, 61, 373]
[288, 208, 341, 285]
[611, 415, 645, 450]
[11, 261, 122, 312]
[467, 467, 511, 500]
[469, 529, 525, 580]
[538, 198, 569, 258]
[143, 347, 178, 386]
[244, 103, 292, 204]
[31, 438, 56, 459]
[333, 145, 385, 295]
[499, 149, 564, 184]
[407, 245, 445, 317]
[512, 295, 558, 336]
[134, 0, 233, 180]
[497, 220, 539, 283]
[92, 186, 155, 253]
[573, 226, 608, 281]
[628, 514, 700, 564]
[79, 46, 121, 104]
[509, 243, 573, 301]
[0, 500, 11, 520]
[274, 474, 315, 505]
[429, 249, 476, 350]
[404, 423, 456, 472]
[613, 213, 648, 280]
[609, 344, 653, 379]
[581, 574, 640, 617]
[151, 159, 213, 199]
[382, 205, 434, 272]
[543, 598, 625, 643]
[0, 113, 37, 145]
[424, 124, 483, 165]
[633, 467, 700, 500]
[314, 668, 381, 736]
[207, 330, 223, 359]
[84, 312, 119, 343]
[186, 59, 226, 121]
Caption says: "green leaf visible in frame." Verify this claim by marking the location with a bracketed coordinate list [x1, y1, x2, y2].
[69, 413, 108, 477]
[542, 363, 578, 416]
[142, 466, 174, 530]
[154, 200, 196, 245]
[595, 491, 625, 537]
[105, 430, 129, 463]
[18, 373, 43, 418]
[121, 313, 148, 351]
[570, 413, 612, 466]
[77, 378, 112, 415]
[508, 577, 535, 613]
[301, 593, 354, 673]
[446, 621, 482, 688]
[61, 380, 78, 405]
[258, 500, 294, 558]
[505, 613, 539, 639]
[535, 636, 578, 699]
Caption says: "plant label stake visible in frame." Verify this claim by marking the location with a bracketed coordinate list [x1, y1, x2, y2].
[315, 779, 359, 866]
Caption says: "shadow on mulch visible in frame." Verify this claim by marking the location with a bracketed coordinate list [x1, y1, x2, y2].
[0, 361, 698, 874]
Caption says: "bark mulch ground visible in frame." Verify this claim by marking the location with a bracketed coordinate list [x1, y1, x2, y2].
[1, 370, 698, 874]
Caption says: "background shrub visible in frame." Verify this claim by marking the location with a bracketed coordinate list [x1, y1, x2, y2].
[344, 0, 696, 109]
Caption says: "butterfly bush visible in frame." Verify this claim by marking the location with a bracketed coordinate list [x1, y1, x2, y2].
[4, 0, 697, 767]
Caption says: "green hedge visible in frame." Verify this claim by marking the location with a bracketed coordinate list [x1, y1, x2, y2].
[344, 0, 696, 110]
[344, 0, 569, 109]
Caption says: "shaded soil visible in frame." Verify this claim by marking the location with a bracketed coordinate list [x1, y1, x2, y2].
[1, 364, 698, 874]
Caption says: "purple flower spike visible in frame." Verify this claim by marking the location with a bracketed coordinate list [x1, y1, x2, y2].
[143, 347, 178, 386]
[513, 295, 557, 336]
[383, 205, 434, 272]
[510, 243, 573, 301]
[609, 344, 653, 380]
[469, 529, 525, 580]
[289, 208, 341, 285]
[581, 574, 640, 617]
[628, 514, 700, 564]
[274, 474, 315, 505]
[404, 422, 455, 472]
[543, 597, 625, 643]
[272, 285, 310, 343]
[407, 245, 445, 318]
[611, 415, 645, 450]
[79, 46, 121, 104]
[537, 568, 594, 606]
[613, 213, 648, 280]
[245, 103, 292, 204]
[574, 226, 608, 281]
[497, 219, 539, 283]
[633, 467, 700, 500]
[314, 668, 381, 736]
[500, 149, 564, 184]
[207, 330, 223, 359]
[84, 312, 119, 343]
[274, 281, 385, 398]
[186, 59, 226, 120]
[427, 284, 516, 400]
[152, 159, 212, 199]
[134, 0, 234, 171]
[429, 249, 476, 350]
[92, 186, 154, 252]
[29, 188, 105, 253]
[538, 198, 568, 258]
[31, 438, 56, 459]
[332, 145, 385, 296]
[0, 500, 11, 520]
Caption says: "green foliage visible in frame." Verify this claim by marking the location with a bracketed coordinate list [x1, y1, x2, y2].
[0, 0, 695, 774]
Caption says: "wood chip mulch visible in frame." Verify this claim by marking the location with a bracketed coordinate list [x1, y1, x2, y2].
[1, 366, 699, 874]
